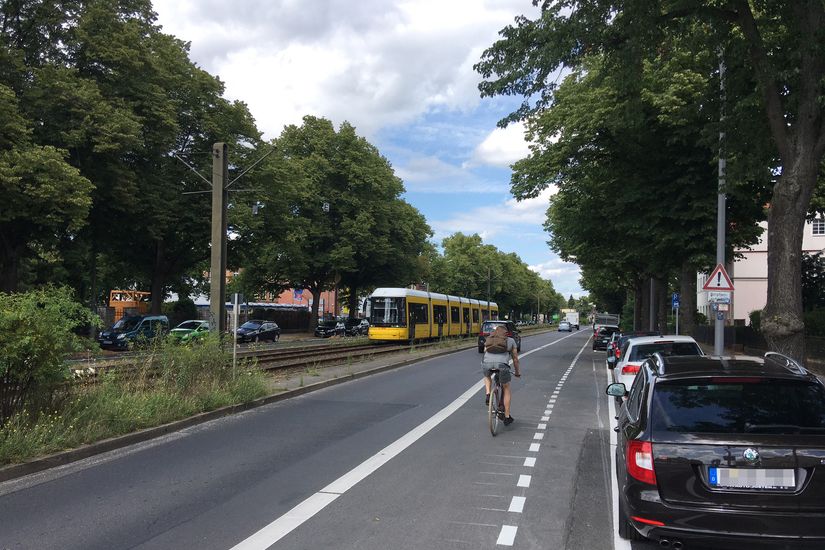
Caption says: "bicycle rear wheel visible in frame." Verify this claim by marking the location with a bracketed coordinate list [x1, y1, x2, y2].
[488, 376, 501, 436]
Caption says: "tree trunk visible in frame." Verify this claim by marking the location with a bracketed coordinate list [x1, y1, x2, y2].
[150, 240, 166, 315]
[761, 160, 817, 360]
[348, 286, 359, 319]
[656, 277, 668, 333]
[633, 279, 643, 331]
[0, 236, 20, 292]
[309, 286, 321, 330]
[679, 261, 697, 337]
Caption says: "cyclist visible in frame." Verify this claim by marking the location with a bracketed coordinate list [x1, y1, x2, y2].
[482, 325, 521, 425]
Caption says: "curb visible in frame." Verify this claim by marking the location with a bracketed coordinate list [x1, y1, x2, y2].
[0, 340, 479, 483]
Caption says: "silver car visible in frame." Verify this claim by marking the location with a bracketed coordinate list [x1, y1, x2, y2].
[558, 321, 572, 332]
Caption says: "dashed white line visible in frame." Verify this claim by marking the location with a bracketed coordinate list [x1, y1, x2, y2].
[529, 443, 540, 452]
[541, 416, 549, 421]
[523, 457, 536, 467]
[509, 496, 526, 513]
[497, 525, 518, 546]
[517, 475, 532, 487]
[533, 433, 544, 440]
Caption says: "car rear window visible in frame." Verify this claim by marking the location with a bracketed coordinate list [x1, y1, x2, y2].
[629, 342, 701, 361]
[651, 379, 825, 434]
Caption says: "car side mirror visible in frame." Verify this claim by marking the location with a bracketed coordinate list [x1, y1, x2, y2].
[606, 383, 627, 398]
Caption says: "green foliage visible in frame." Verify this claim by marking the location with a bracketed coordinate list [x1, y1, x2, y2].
[0, 287, 99, 424]
[0, 335, 267, 464]
[802, 253, 825, 312]
[162, 298, 199, 328]
[804, 310, 825, 338]
[749, 310, 762, 333]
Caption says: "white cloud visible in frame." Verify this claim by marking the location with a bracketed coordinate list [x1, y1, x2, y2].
[469, 122, 530, 167]
[152, 0, 537, 139]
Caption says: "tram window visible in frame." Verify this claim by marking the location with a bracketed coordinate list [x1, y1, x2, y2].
[472, 308, 479, 323]
[433, 305, 447, 324]
[463, 308, 470, 322]
[450, 306, 460, 323]
[369, 297, 406, 327]
[409, 303, 428, 324]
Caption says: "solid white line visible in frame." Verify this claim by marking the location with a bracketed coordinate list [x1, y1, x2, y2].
[230, 381, 484, 549]
[229, 492, 340, 550]
[523, 457, 536, 468]
[497, 525, 518, 546]
[231, 331, 582, 550]
[606, 363, 632, 550]
[529, 443, 540, 452]
[517, 474, 531, 488]
[509, 496, 526, 513]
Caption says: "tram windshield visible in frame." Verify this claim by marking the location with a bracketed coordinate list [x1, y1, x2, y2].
[369, 297, 406, 327]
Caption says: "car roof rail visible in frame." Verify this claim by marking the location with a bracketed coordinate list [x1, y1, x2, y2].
[651, 352, 666, 375]
[763, 351, 808, 376]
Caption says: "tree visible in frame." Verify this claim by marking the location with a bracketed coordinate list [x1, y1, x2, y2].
[477, 2, 816, 352]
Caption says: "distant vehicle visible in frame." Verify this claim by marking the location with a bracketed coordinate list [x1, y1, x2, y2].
[558, 321, 572, 332]
[169, 320, 209, 344]
[564, 311, 579, 330]
[343, 318, 369, 336]
[235, 320, 280, 343]
[606, 331, 661, 368]
[606, 352, 825, 546]
[98, 314, 170, 350]
[315, 319, 345, 338]
[478, 320, 521, 353]
[611, 335, 703, 390]
[593, 313, 620, 327]
[592, 325, 620, 350]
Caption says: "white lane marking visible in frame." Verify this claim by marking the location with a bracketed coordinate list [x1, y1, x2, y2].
[523, 457, 536, 468]
[607, 363, 632, 550]
[529, 443, 540, 452]
[509, 496, 526, 513]
[497, 525, 518, 546]
[541, 416, 549, 421]
[533, 433, 544, 440]
[537, 423, 547, 430]
[228, 492, 339, 550]
[517, 474, 531, 487]
[230, 381, 484, 549]
[231, 330, 580, 550]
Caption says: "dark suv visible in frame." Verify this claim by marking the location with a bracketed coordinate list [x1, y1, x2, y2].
[478, 320, 521, 353]
[606, 353, 825, 548]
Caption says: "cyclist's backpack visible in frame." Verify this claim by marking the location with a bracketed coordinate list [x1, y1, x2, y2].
[485, 329, 508, 354]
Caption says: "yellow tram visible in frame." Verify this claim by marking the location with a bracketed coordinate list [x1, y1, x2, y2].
[366, 288, 498, 342]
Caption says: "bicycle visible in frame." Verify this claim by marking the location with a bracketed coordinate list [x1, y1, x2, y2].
[487, 366, 507, 436]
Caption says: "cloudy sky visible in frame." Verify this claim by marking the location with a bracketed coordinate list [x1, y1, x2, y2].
[151, 0, 583, 298]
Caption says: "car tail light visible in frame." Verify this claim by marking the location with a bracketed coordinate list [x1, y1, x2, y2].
[621, 363, 641, 376]
[630, 516, 664, 527]
[614, 348, 621, 359]
[626, 440, 656, 485]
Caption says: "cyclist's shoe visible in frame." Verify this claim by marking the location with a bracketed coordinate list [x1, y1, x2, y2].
[503, 416, 514, 426]
[484, 394, 490, 406]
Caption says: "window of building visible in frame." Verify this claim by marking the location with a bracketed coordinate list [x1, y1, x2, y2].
[813, 217, 825, 236]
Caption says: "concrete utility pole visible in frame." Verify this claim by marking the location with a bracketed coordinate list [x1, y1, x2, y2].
[715, 53, 727, 356]
[210, 143, 228, 334]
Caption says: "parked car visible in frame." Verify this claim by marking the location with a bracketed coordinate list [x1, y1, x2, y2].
[592, 325, 620, 350]
[169, 319, 209, 344]
[558, 321, 572, 332]
[315, 319, 345, 338]
[611, 335, 703, 390]
[342, 318, 369, 336]
[235, 320, 280, 343]
[606, 331, 661, 369]
[98, 314, 170, 350]
[478, 320, 521, 353]
[606, 352, 825, 546]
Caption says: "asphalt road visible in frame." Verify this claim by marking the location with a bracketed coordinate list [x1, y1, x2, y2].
[0, 329, 662, 550]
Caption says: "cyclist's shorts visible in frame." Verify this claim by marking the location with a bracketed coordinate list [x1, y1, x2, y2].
[482, 362, 512, 384]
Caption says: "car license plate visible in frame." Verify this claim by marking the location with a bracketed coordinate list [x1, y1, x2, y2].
[709, 467, 795, 489]
[102, 340, 112, 345]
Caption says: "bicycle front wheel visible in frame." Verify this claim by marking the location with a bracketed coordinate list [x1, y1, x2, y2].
[488, 378, 501, 436]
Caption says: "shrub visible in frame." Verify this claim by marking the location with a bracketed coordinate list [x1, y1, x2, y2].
[0, 287, 99, 425]
[162, 298, 200, 328]
[748, 310, 762, 332]
[804, 309, 825, 337]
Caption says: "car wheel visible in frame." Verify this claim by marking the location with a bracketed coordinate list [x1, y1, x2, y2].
[273, 333, 280, 342]
[254, 335, 259, 343]
[617, 496, 645, 541]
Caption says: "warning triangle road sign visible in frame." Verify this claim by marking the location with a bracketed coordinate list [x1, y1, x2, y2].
[702, 263, 734, 291]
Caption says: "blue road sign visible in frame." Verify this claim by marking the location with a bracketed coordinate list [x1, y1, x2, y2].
[672, 292, 680, 309]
